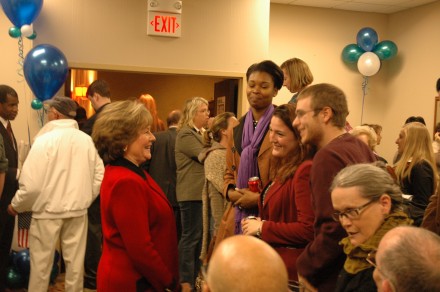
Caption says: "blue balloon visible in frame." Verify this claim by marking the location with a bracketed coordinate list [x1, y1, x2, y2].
[356, 27, 378, 52]
[13, 249, 30, 277]
[0, 0, 43, 27]
[24, 44, 68, 101]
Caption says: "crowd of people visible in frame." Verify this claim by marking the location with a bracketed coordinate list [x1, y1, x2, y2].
[0, 59, 439, 292]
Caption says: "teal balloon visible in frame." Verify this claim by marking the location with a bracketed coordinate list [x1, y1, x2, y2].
[373, 40, 398, 60]
[8, 26, 21, 38]
[31, 99, 43, 110]
[26, 31, 37, 40]
[342, 44, 365, 63]
[6, 267, 25, 289]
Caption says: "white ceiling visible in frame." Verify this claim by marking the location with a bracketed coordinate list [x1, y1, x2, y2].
[270, 0, 438, 14]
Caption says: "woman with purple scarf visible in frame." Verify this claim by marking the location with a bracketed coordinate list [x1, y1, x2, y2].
[223, 60, 284, 234]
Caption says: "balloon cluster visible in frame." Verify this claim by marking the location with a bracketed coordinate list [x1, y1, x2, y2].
[1, 0, 43, 40]
[1, 0, 69, 117]
[6, 249, 60, 289]
[342, 27, 398, 77]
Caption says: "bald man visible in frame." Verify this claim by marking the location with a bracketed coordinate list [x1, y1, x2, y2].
[373, 226, 440, 292]
[204, 235, 289, 292]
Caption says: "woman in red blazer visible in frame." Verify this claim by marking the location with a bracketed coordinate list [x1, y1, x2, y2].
[242, 104, 315, 281]
[92, 101, 180, 292]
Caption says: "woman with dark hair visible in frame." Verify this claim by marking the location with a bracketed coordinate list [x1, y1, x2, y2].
[241, 104, 315, 282]
[223, 60, 284, 235]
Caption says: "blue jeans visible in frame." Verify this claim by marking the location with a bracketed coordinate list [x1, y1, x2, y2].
[178, 201, 202, 286]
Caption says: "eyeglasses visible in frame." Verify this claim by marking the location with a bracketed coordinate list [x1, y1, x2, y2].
[367, 249, 397, 290]
[366, 250, 377, 268]
[332, 199, 375, 222]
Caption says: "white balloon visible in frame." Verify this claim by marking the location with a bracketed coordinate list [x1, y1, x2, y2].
[21, 25, 33, 37]
[357, 52, 381, 77]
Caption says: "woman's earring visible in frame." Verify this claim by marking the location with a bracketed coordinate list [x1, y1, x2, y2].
[123, 146, 128, 152]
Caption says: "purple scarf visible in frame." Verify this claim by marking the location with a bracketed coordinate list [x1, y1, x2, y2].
[235, 105, 274, 234]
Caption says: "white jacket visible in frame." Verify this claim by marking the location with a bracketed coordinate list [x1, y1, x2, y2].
[11, 119, 104, 219]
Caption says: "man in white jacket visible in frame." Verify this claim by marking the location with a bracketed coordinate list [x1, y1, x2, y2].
[7, 96, 104, 292]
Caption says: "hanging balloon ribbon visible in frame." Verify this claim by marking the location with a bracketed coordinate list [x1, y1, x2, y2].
[1, 0, 43, 76]
[341, 27, 398, 123]
[24, 44, 68, 126]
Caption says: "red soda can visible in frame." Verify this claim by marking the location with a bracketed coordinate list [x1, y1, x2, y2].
[248, 176, 262, 192]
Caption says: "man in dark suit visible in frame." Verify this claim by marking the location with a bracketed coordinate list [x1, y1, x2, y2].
[0, 85, 19, 291]
[146, 110, 182, 240]
[80, 79, 111, 290]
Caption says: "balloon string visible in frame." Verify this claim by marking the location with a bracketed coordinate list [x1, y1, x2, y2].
[361, 76, 368, 125]
[17, 37, 25, 80]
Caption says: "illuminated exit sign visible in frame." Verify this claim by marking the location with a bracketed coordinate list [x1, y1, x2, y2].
[148, 11, 181, 37]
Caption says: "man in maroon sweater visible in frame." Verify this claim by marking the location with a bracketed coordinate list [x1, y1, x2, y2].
[293, 83, 376, 291]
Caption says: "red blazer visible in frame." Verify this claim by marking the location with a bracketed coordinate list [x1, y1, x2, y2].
[98, 162, 179, 292]
[259, 160, 315, 281]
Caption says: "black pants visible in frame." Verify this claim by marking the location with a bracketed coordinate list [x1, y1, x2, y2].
[0, 201, 15, 292]
[84, 196, 102, 289]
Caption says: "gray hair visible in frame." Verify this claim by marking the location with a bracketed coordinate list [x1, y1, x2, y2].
[330, 163, 403, 212]
[379, 226, 440, 292]
[350, 125, 377, 151]
[177, 97, 208, 130]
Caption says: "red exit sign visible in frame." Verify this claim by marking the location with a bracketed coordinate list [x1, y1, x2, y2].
[147, 12, 181, 37]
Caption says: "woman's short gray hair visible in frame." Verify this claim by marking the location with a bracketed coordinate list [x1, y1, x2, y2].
[330, 163, 403, 211]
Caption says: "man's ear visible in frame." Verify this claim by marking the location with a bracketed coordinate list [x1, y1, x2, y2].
[382, 278, 394, 292]
[321, 106, 333, 124]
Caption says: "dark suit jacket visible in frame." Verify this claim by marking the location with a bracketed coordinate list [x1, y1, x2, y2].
[0, 122, 18, 205]
[147, 128, 178, 207]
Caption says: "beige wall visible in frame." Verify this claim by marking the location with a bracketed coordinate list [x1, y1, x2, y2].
[97, 71, 225, 121]
[1, 0, 440, 162]
[0, 14, 39, 146]
[270, 2, 440, 161]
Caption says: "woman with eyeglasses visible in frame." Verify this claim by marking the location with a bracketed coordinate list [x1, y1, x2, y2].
[330, 163, 412, 292]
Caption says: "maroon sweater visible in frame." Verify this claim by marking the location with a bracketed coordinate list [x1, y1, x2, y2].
[296, 133, 376, 291]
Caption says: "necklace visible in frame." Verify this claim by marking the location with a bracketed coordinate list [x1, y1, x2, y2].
[253, 120, 258, 128]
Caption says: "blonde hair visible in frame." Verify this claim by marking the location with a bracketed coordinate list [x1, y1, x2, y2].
[394, 122, 438, 188]
[177, 97, 209, 130]
[203, 112, 235, 147]
[350, 125, 377, 151]
[280, 58, 314, 93]
[92, 100, 152, 164]
[138, 94, 164, 132]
